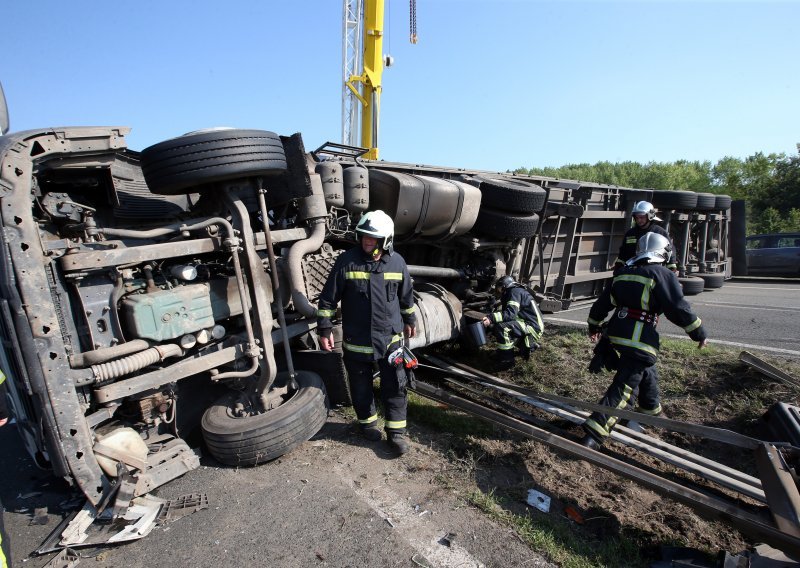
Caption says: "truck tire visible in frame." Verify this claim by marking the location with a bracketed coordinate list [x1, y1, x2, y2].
[714, 194, 732, 210]
[695, 192, 717, 211]
[697, 272, 725, 289]
[474, 207, 540, 239]
[678, 276, 705, 296]
[651, 190, 698, 210]
[470, 175, 547, 213]
[201, 371, 328, 466]
[141, 128, 287, 195]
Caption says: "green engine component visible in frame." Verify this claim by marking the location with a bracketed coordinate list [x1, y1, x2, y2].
[122, 284, 215, 341]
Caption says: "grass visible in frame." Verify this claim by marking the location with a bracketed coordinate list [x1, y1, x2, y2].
[401, 328, 800, 567]
[466, 489, 645, 568]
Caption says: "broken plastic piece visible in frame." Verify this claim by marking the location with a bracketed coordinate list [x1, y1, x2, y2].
[526, 489, 551, 513]
[564, 505, 585, 524]
[157, 493, 209, 523]
[42, 547, 80, 568]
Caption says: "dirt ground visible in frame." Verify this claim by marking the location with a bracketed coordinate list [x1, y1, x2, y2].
[3, 327, 799, 568]
[406, 327, 800, 566]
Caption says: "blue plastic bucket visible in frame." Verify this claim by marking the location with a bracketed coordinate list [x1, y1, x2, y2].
[464, 320, 487, 348]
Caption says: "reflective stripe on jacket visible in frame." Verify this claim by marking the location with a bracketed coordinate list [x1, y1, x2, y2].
[491, 286, 544, 340]
[317, 247, 416, 361]
[587, 263, 706, 364]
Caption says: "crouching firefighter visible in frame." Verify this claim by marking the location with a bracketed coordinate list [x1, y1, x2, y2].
[482, 276, 545, 370]
[581, 233, 708, 450]
[317, 210, 417, 455]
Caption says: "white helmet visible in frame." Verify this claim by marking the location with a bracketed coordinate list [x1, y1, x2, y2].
[355, 210, 394, 251]
[628, 232, 672, 265]
[632, 201, 661, 222]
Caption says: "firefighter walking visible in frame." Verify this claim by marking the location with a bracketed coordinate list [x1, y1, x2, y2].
[482, 276, 544, 369]
[582, 233, 708, 449]
[317, 210, 417, 455]
[614, 201, 677, 271]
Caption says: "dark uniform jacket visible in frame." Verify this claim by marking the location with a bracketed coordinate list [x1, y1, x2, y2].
[615, 223, 677, 270]
[587, 262, 706, 365]
[491, 286, 544, 339]
[317, 247, 416, 361]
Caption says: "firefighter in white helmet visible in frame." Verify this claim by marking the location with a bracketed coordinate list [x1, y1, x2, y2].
[582, 233, 708, 450]
[317, 210, 417, 455]
[613, 201, 677, 271]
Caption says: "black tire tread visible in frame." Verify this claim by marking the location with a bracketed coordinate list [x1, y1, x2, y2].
[651, 190, 698, 210]
[471, 175, 547, 213]
[474, 207, 540, 239]
[679, 276, 705, 296]
[201, 371, 328, 466]
[141, 129, 287, 195]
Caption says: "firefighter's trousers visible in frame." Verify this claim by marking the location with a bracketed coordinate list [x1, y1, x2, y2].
[583, 354, 662, 440]
[491, 320, 539, 355]
[344, 355, 408, 433]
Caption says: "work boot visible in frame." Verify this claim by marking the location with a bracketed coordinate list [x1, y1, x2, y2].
[386, 431, 410, 455]
[360, 424, 382, 441]
[519, 345, 531, 360]
[492, 350, 515, 371]
[579, 433, 603, 451]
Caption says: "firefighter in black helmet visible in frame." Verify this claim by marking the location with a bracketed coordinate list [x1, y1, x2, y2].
[482, 275, 544, 370]
[581, 233, 708, 450]
[317, 210, 417, 455]
[614, 201, 677, 271]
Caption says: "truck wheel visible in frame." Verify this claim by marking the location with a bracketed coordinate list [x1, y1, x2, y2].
[141, 128, 287, 195]
[470, 175, 547, 213]
[651, 190, 698, 210]
[714, 194, 732, 210]
[697, 272, 725, 289]
[695, 192, 717, 211]
[474, 207, 540, 239]
[678, 276, 705, 296]
[201, 371, 328, 466]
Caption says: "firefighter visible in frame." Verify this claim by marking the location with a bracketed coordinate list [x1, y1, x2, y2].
[317, 210, 417, 455]
[582, 233, 708, 450]
[481, 276, 544, 370]
[614, 201, 678, 271]
[1, 369, 11, 568]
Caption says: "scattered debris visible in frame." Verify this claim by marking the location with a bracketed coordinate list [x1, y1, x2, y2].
[58, 495, 164, 548]
[740, 351, 800, 389]
[564, 506, 584, 525]
[30, 507, 49, 526]
[439, 532, 457, 547]
[411, 553, 434, 568]
[526, 489, 551, 513]
[157, 493, 209, 524]
[385, 518, 395, 528]
[41, 547, 80, 568]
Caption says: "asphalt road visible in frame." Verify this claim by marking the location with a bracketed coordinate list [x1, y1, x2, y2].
[0, 412, 552, 568]
[544, 277, 800, 358]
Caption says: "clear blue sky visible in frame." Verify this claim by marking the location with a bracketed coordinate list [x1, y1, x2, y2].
[3, 1, 798, 172]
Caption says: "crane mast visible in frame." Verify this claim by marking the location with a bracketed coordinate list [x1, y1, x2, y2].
[342, 0, 385, 160]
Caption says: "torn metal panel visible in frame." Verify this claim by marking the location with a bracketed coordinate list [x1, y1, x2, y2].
[59, 495, 164, 548]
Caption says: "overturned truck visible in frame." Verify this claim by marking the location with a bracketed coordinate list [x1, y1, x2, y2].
[0, 126, 733, 505]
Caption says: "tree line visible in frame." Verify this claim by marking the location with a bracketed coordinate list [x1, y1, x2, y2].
[514, 147, 800, 235]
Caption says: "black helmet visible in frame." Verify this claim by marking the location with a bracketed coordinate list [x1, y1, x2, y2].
[496, 275, 516, 290]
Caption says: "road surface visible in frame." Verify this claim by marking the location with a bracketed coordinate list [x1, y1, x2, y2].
[545, 277, 800, 358]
